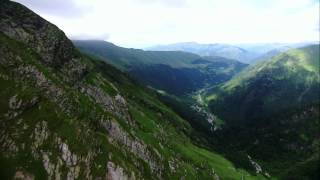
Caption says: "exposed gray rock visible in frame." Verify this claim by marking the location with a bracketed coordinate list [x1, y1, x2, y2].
[42, 153, 55, 178]
[58, 141, 77, 166]
[9, 95, 22, 110]
[67, 166, 81, 180]
[82, 84, 131, 122]
[15, 65, 76, 116]
[14, 171, 34, 180]
[101, 120, 163, 176]
[61, 57, 90, 84]
[54, 157, 63, 180]
[5, 94, 39, 120]
[168, 159, 177, 172]
[115, 94, 127, 107]
[106, 161, 135, 180]
[33, 121, 49, 149]
[190, 104, 222, 131]
[0, 132, 19, 157]
[0, 1, 74, 67]
[248, 155, 262, 174]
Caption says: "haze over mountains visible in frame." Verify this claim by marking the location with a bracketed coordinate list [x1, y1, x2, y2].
[148, 41, 317, 64]
[1, 0, 319, 180]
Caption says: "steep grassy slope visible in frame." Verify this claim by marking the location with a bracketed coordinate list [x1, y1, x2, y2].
[0, 1, 264, 179]
[73, 40, 247, 95]
[206, 45, 319, 122]
[74, 41, 247, 139]
[204, 45, 320, 179]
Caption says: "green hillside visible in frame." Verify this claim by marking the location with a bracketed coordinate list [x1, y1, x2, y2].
[204, 45, 320, 178]
[0, 1, 264, 179]
[73, 40, 201, 70]
[206, 45, 319, 121]
[73, 40, 247, 95]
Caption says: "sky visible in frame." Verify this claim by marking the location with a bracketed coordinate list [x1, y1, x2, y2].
[14, 0, 319, 48]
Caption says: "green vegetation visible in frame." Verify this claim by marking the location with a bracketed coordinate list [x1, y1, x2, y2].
[203, 45, 320, 179]
[0, 1, 262, 179]
[1, 1, 318, 179]
[73, 40, 247, 95]
[205, 45, 319, 121]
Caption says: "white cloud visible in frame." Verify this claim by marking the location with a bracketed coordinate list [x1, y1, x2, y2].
[13, 0, 319, 48]
[14, 0, 91, 18]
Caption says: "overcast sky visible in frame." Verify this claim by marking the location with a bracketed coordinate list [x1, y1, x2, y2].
[14, 0, 319, 48]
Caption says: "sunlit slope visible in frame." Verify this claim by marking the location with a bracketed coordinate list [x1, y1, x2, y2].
[203, 45, 319, 179]
[206, 45, 319, 122]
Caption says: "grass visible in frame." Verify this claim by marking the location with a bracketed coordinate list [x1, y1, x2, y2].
[201, 45, 320, 179]
[0, 30, 268, 179]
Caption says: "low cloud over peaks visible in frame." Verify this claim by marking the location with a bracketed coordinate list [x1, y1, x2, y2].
[70, 33, 110, 41]
[14, 0, 91, 18]
[133, 0, 187, 8]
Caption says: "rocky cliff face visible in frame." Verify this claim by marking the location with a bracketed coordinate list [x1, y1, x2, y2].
[0, 0, 74, 67]
[0, 1, 265, 179]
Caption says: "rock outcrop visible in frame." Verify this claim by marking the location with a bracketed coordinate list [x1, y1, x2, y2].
[0, 1, 267, 180]
[101, 120, 163, 176]
[0, 0, 74, 67]
[107, 161, 135, 180]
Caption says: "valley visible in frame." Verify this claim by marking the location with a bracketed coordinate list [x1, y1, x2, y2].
[75, 36, 320, 180]
[0, 0, 319, 179]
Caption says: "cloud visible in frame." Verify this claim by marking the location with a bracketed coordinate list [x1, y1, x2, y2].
[12, 0, 320, 48]
[13, 0, 91, 18]
[133, 0, 187, 8]
[69, 33, 110, 41]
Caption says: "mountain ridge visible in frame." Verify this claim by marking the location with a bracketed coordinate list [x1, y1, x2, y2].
[0, 1, 264, 179]
[73, 40, 247, 95]
[203, 44, 320, 179]
[148, 41, 318, 64]
[147, 42, 257, 63]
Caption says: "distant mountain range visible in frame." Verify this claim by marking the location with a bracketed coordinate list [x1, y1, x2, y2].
[147, 42, 317, 64]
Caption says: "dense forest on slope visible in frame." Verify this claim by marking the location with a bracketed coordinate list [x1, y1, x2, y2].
[203, 45, 320, 179]
[206, 45, 319, 123]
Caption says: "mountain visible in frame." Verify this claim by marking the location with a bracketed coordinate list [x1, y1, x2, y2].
[74, 40, 200, 70]
[206, 45, 319, 121]
[0, 1, 264, 179]
[236, 42, 318, 55]
[73, 41, 247, 136]
[147, 42, 258, 63]
[204, 45, 320, 178]
[74, 40, 247, 95]
[238, 42, 319, 64]
[148, 42, 318, 64]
